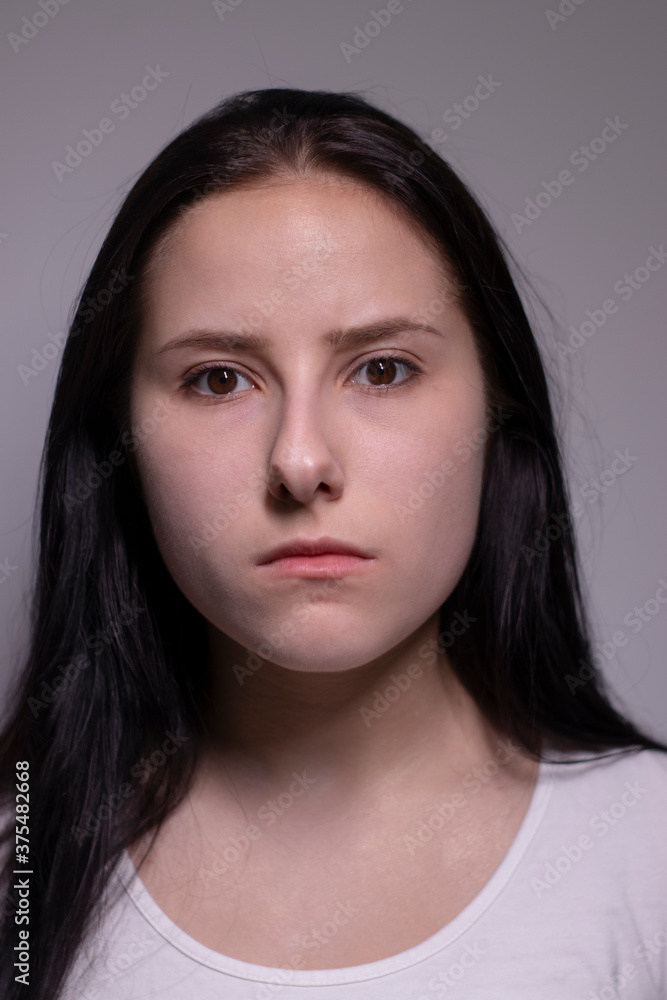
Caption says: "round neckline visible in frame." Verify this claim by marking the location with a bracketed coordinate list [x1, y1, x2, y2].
[117, 757, 556, 986]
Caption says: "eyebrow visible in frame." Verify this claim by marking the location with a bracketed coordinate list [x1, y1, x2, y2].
[155, 318, 443, 356]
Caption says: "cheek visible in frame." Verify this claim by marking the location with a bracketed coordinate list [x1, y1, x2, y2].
[383, 408, 486, 596]
[131, 419, 259, 586]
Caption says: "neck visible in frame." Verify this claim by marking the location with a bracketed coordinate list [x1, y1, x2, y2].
[200, 613, 523, 801]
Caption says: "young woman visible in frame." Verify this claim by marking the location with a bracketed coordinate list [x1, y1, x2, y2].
[1, 87, 666, 1000]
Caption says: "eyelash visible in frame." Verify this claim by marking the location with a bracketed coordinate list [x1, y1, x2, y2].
[179, 355, 423, 399]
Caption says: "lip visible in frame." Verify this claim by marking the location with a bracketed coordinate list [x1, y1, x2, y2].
[256, 536, 373, 565]
[256, 553, 376, 577]
[256, 536, 376, 576]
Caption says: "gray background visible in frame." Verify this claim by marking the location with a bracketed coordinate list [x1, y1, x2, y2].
[1, 0, 665, 738]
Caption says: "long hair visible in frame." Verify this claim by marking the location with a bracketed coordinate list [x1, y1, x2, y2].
[1, 86, 665, 999]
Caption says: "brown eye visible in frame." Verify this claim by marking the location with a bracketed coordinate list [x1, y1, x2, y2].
[186, 365, 254, 397]
[207, 367, 238, 394]
[365, 358, 398, 385]
[351, 356, 417, 389]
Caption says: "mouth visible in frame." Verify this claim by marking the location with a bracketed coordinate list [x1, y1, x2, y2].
[255, 536, 376, 577]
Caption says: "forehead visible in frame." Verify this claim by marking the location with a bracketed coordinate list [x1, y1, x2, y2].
[143, 174, 452, 296]
[135, 176, 474, 362]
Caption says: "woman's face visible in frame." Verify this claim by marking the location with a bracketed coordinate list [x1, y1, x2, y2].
[129, 174, 488, 673]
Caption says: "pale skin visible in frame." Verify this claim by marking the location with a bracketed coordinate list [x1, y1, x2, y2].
[126, 173, 539, 969]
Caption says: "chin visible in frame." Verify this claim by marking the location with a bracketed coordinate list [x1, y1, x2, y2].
[265, 646, 385, 674]
[218, 619, 398, 676]
[271, 636, 391, 674]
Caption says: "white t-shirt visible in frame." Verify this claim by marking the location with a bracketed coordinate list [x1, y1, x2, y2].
[62, 747, 667, 999]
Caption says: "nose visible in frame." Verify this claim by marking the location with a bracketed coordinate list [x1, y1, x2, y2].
[266, 391, 344, 505]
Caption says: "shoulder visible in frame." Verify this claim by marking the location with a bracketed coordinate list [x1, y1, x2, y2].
[540, 744, 667, 819]
[535, 746, 667, 885]
[541, 744, 667, 804]
[485, 749, 667, 995]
